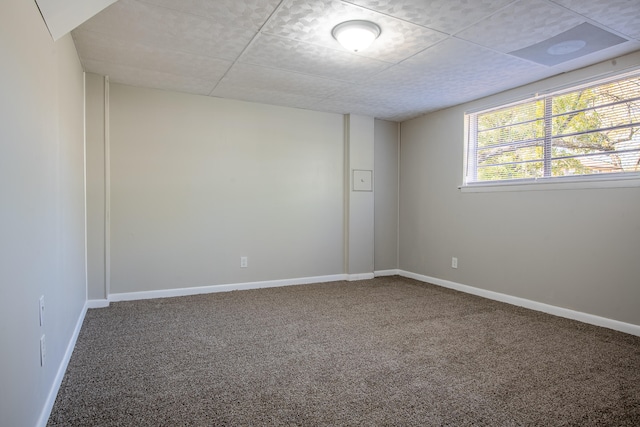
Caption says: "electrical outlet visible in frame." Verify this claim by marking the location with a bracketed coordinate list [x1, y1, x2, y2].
[452, 257, 458, 269]
[40, 335, 46, 366]
[39, 295, 45, 326]
[240, 256, 248, 268]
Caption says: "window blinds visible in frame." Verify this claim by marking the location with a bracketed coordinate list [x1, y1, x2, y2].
[467, 73, 640, 184]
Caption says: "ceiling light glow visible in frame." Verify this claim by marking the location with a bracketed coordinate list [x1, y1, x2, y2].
[332, 20, 381, 52]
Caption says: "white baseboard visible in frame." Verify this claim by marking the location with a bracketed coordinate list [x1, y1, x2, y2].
[108, 274, 349, 302]
[347, 273, 375, 281]
[86, 299, 110, 308]
[32, 269, 639, 427]
[399, 270, 640, 337]
[36, 301, 89, 427]
[34, 273, 345, 426]
[374, 269, 400, 277]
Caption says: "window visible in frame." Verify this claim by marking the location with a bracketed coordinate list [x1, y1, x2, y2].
[464, 72, 640, 186]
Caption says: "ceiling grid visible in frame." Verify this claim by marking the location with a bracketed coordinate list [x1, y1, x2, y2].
[72, 0, 640, 121]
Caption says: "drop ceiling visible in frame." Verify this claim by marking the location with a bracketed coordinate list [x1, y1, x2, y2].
[71, 0, 640, 122]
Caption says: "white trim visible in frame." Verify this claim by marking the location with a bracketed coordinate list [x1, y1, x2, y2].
[399, 270, 640, 337]
[108, 274, 348, 302]
[460, 176, 640, 192]
[86, 299, 110, 309]
[32, 270, 640, 427]
[36, 302, 89, 427]
[463, 66, 640, 191]
[347, 273, 375, 281]
[464, 63, 640, 115]
[374, 269, 400, 277]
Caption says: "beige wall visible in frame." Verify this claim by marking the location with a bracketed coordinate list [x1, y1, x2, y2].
[5, 3, 637, 425]
[0, 1, 86, 425]
[108, 84, 346, 293]
[346, 115, 375, 276]
[399, 52, 640, 326]
[374, 119, 399, 271]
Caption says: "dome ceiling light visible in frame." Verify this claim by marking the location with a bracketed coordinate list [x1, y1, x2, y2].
[331, 20, 381, 53]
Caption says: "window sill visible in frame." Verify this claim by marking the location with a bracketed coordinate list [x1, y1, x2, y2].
[459, 176, 640, 192]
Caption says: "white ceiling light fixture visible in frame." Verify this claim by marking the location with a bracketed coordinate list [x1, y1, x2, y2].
[332, 20, 381, 53]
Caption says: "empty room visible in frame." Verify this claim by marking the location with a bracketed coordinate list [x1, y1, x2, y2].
[2, 0, 640, 426]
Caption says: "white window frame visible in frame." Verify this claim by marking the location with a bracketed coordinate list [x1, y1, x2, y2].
[462, 70, 640, 192]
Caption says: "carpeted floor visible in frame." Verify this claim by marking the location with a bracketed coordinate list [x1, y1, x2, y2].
[48, 276, 640, 426]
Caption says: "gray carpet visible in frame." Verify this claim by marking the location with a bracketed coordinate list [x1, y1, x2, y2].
[48, 276, 640, 426]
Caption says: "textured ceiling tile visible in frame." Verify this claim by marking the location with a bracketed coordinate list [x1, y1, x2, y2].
[332, 42, 552, 117]
[551, 0, 640, 40]
[314, 97, 404, 120]
[135, 0, 177, 9]
[212, 86, 325, 112]
[240, 34, 391, 82]
[69, 0, 640, 122]
[341, 63, 454, 105]
[325, 88, 421, 113]
[318, 68, 448, 120]
[315, 93, 437, 121]
[401, 38, 548, 88]
[138, 0, 282, 31]
[72, 29, 232, 81]
[456, 0, 584, 53]
[344, 0, 515, 34]
[214, 63, 350, 99]
[262, 0, 446, 62]
[331, 71, 424, 103]
[77, 0, 256, 60]
[216, 62, 429, 120]
[82, 59, 215, 95]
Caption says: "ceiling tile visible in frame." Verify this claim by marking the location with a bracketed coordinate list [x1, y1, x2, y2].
[67, 0, 640, 122]
[73, 29, 232, 82]
[134, 0, 177, 10]
[323, 39, 553, 119]
[213, 86, 324, 112]
[343, 0, 515, 34]
[325, 87, 424, 113]
[551, 0, 640, 40]
[213, 63, 350, 99]
[346, 67, 433, 100]
[401, 38, 549, 87]
[76, 0, 257, 60]
[240, 34, 392, 82]
[456, 0, 584, 53]
[261, 0, 446, 63]
[314, 97, 405, 120]
[82, 59, 215, 95]
[316, 88, 440, 121]
[319, 67, 453, 120]
[139, 0, 282, 31]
